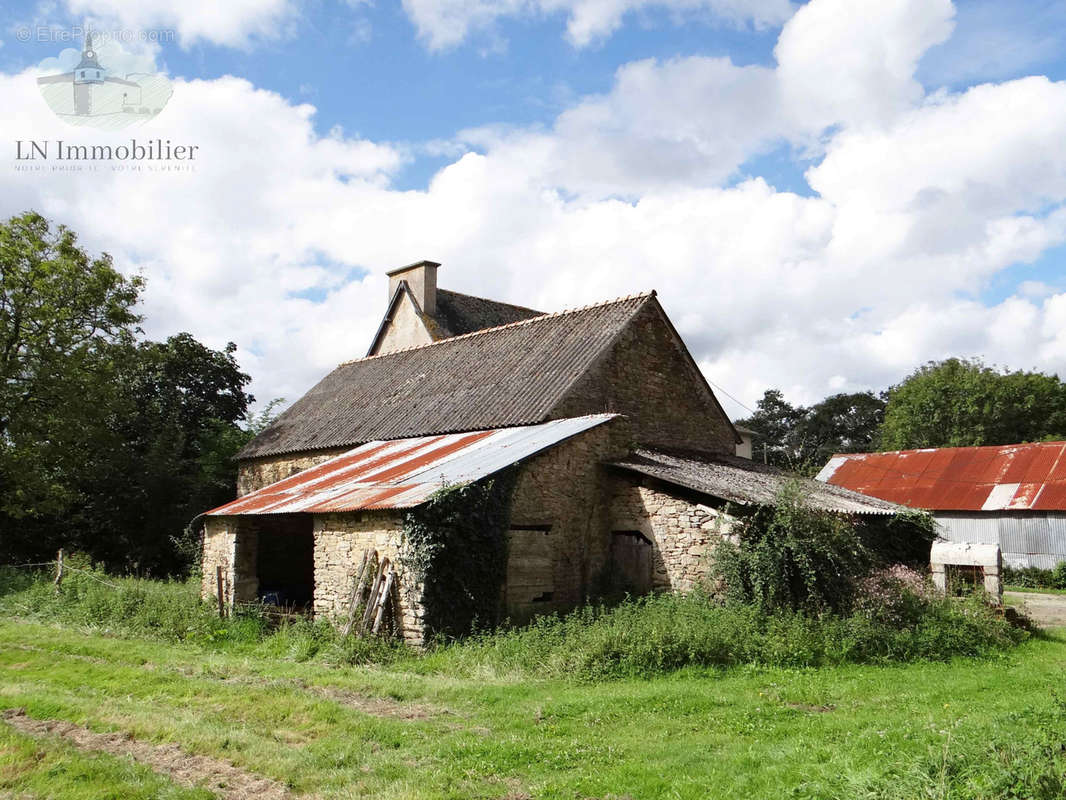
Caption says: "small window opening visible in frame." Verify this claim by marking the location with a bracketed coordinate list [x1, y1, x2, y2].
[946, 564, 983, 596]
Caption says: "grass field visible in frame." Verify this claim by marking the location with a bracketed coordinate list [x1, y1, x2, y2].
[2, 618, 1065, 799]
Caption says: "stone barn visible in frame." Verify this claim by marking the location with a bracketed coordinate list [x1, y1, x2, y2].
[200, 260, 905, 643]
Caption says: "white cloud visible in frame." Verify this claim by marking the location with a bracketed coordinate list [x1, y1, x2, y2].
[2, 0, 1066, 426]
[775, 0, 955, 131]
[63, 0, 296, 48]
[447, 0, 957, 200]
[402, 0, 795, 50]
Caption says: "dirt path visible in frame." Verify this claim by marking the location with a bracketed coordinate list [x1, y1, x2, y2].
[1005, 591, 1066, 627]
[2, 709, 300, 800]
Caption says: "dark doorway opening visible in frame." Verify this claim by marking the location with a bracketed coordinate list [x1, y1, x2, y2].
[610, 530, 654, 595]
[256, 515, 315, 610]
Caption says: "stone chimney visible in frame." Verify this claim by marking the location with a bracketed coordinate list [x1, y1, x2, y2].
[387, 260, 439, 316]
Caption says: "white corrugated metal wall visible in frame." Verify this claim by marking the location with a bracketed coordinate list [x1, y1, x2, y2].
[934, 512, 1066, 569]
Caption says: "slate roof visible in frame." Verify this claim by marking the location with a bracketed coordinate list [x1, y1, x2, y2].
[238, 293, 655, 460]
[433, 289, 544, 337]
[610, 448, 905, 515]
[817, 442, 1066, 511]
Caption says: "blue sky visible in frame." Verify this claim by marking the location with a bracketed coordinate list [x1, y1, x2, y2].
[2, 0, 1066, 415]
[14, 1, 1064, 185]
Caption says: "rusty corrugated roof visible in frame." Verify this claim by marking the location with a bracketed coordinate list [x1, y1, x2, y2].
[611, 448, 904, 515]
[816, 442, 1066, 511]
[209, 415, 617, 516]
[238, 293, 653, 460]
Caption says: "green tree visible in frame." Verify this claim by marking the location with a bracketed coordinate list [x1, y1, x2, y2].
[0, 212, 257, 575]
[739, 390, 885, 472]
[878, 358, 1066, 449]
[74, 334, 254, 573]
[0, 211, 142, 518]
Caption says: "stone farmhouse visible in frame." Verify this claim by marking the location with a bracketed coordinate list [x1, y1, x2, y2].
[200, 260, 903, 644]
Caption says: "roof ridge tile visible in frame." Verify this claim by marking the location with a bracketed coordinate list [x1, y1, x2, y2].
[341, 290, 656, 366]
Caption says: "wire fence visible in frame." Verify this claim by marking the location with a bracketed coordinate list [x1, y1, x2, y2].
[4, 559, 122, 589]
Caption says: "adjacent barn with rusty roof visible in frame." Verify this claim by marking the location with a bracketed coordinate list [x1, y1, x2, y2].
[818, 442, 1066, 568]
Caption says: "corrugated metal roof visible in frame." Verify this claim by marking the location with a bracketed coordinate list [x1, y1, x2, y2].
[610, 448, 905, 515]
[816, 441, 1066, 511]
[237, 293, 653, 460]
[209, 415, 617, 516]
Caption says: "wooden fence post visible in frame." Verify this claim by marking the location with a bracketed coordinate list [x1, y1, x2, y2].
[216, 565, 226, 618]
[54, 549, 64, 594]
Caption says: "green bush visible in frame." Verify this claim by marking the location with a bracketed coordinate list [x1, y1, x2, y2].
[712, 481, 874, 613]
[1004, 563, 1066, 590]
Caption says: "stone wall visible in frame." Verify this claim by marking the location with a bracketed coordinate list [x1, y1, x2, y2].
[236, 447, 349, 496]
[550, 299, 737, 455]
[201, 516, 258, 607]
[608, 476, 733, 593]
[506, 419, 632, 619]
[312, 512, 426, 645]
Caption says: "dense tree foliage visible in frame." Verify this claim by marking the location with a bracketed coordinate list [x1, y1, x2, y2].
[741, 359, 1066, 472]
[878, 358, 1066, 449]
[738, 389, 885, 472]
[0, 212, 255, 574]
[0, 211, 142, 518]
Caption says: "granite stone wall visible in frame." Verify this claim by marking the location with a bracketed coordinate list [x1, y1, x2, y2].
[550, 299, 737, 454]
[312, 512, 426, 646]
[506, 419, 633, 619]
[201, 516, 258, 607]
[236, 447, 349, 496]
[608, 477, 734, 593]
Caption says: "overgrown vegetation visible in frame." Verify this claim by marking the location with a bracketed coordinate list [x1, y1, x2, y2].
[711, 482, 935, 613]
[713, 484, 875, 613]
[1004, 562, 1066, 591]
[412, 590, 1024, 680]
[0, 564, 1024, 683]
[401, 471, 517, 640]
